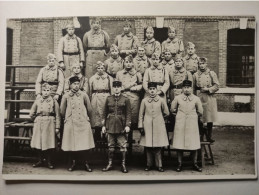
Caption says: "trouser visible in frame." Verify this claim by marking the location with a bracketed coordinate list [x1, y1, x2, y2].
[146, 147, 162, 167]
[67, 150, 90, 164]
[107, 133, 127, 152]
[36, 149, 54, 162]
[177, 150, 198, 164]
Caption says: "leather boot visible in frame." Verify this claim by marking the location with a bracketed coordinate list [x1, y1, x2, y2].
[33, 151, 45, 168]
[102, 150, 113, 172]
[84, 161, 92, 172]
[121, 151, 128, 173]
[68, 160, 76, 171]
[47, 150, 54, 169]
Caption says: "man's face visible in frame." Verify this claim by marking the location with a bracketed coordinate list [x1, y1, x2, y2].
[110, 48, 119, 58]
[148, 87, 157, 96]
[175, 59, 183, 69]
[137, 47, 145, 57]
[168, 30, 176, 39]
[164, 51, 173, 61]
[199, 62, 207, 71]
[92, 21, 100, 30]
[123, 25, 131, 34]
[183, 86, 192, 95]
[48, 59, 55, 67]
[42, 88, 51, 98]
[72, 66, 81, 74]
[146, 31, 154, 40]
[97, 66, 104, 75]
[124, 59, 133, 69]
[152, 56, 160, 66]
[67, 27, 75, 36]
[187, 46, 196, 55]
[70, 81, 80, 91]
[113, 86, 122, 94]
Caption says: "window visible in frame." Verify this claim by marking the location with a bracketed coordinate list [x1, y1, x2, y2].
[227, 28, 255, 87]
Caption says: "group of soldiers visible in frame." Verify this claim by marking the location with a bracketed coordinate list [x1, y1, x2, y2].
[30, 17, 219, 173]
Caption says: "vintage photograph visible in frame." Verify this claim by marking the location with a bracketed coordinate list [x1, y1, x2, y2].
[2, 15, 256, 180]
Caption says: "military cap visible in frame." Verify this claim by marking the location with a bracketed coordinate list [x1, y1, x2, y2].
[151, 53, 160, 59]
[110, 44, 119, 51]
[124, 20, 132, 28]
[146, 26, 154, 33]
[96, 61, 105, 68]
[168, 26, 176, 33]
[198, 57, 208, 64]
[69, 76, 80, 84]
[148, 82, 157, 88]
[125, 54, 133, 62]
[163, 48, 173, 55]
[113, 80, 122, 87]
[187, 42, 195, 48]
[90, 17, 101, 24]
[42, 83, 51, 90]
[66, 22, 75, 29]
[47, 53, 56, 60]
[182, 80, 192, 87]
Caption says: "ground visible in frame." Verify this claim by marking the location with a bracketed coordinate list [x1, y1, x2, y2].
[2, 126, 255, 178]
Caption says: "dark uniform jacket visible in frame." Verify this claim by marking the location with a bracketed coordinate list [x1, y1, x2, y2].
[103, 94, 131, 134]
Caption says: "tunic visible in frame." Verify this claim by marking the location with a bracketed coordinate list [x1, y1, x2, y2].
[83, 29, 110, 79]
[104, 56, 124, 78]
[116, 68, 142, 124]
[161, 38, 184, 58]
[57, 34, 85, 78]
[183, 54, 199, 74]
[35, 65, 65, 97]
[133, 55, 151, 76]
[171, 94, 203, 150]
[89, 72, 113, 128]
[138, 95, 169, 147]
[60, 90, 95, 151]
[161, 58, 175, 74]
[30, 96, 60, 150]
[141, 38, 161, 58]
[64, 73, 89, 95]
[193, 68, 219, 123]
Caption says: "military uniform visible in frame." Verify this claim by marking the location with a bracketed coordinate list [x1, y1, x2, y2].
[57, 34, 85, 78]
[64, 73, 89, 95]
[161, 37, 184, 58]
[133, 55, 151, 76]
[142, 38, 161, 58]
[183, 54, 199, 74]
[104, 56, 124, 78]
[161, 58, 175, 74]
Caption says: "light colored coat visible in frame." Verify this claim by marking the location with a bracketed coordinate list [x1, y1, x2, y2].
[193, 68, 219, 123]
[30, 97, 60, 150]
[161, 59, 175, 74]
[183, 54, 199, 74]
[60, 90, 95, 151]
[104, 56, 124, 78]
[142, 38, 161, 58]
[171, 94, 203, 150]
[138, 95, 169, 147]
[161, 37, 184, 56]
[133, 55, 151, 76]
[114, 32, 139, 56]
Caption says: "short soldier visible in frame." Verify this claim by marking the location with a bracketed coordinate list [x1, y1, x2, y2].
[57, 23, 85, 78]
[171, 80, 203, 172]
[104, 44, 124, 78]
[161, 26, 184, 59]
[138, 82, 169, 172]
[83, 17, 110, 79]
[161, 48, 175, 74]
[141, 26, 161, 58]
[133, 46, 151, 76]
[183, 42, 199, 74]
[193, 57, 219, 143]
[35, 53, 65, 101]
[102, 81, 131, 173]
[114, 20, 139, 58]
[60, 76, 95, 172]
[64, 63, 89, 95]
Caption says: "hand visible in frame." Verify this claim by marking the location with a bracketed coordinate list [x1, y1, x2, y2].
[157, 90, 163, 96]
[102, 126, 106, 134]
[53, 95, 59, 100]
[125, 126, 130, 133]
[59, 62, 65, 70]
[139, 128, 145, 136]
[80, 62, 84, 68]
[36, 94, 41, 99]
[55, 128, 59, 134]
[201, 87, 209, 93]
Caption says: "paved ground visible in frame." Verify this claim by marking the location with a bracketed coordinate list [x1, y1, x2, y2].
[2, 126, 255, 178]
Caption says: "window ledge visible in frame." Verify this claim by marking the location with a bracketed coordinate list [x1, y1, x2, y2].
[216, 87, 255, 94]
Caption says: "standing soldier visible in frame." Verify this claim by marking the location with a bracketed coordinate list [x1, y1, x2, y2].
[57, 23, 85, 78]
[35, 53, 65, 102]
[89, 61, 113, 141]
[183, 42, 199, 75]
[83, 17, 110, 79]
[142, 26, 161, 58]
[161, 26, 184, 59]
[102, 81, 131, 173]
[104, 44, 124, 78]
[193, 57, 220, 142]
[161, 48, 175, 74]
[133, 46, 151, 76]
[114, 20, 139, 59]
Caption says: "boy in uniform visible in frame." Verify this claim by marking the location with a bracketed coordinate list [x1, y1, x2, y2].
[133, 46, 151, 76]
[183, 42, 199, 75]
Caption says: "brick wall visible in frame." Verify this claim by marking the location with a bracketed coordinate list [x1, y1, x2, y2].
[184, 21, 219, 75]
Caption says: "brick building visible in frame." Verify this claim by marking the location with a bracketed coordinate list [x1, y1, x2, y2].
[6, 16, 255, 113]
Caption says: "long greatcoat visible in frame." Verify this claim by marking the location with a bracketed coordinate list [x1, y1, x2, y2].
[171, 94, 203, 150]
[193, 68, 219, 123]
[138, 95, 169, 147]
[30, 96, 60, 150]
[60, 90, 95, 151]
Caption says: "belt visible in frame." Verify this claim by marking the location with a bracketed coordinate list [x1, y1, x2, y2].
[93, 89, 110, 93]
[195, 86, 202, 90]
[155, 82, 164, 86]
[108, 73, 116, 78]
[36, 113, 55, 117]
[87, 47, 106, 50]
[41, 81, 58, 85]
[172, 83, 183, 89]
[123, 88, 138, 93]
[63, 52, 80, 55]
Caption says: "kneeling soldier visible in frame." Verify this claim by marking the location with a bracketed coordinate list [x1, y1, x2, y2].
[102, 81, 131, 173]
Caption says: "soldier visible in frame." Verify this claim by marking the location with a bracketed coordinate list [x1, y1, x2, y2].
[104, 44, 124, 78]
[114, 20, 139, 58]
[183, 42, 199, 75]
[193, 57, 219, 143]
[64, 63, 89, 95]
[161, 48, 175, 74]
[143, 53, 170, 102]
[171, 80, 203, 172]
[35, 53, 65, 102]
[83, 17, 110, 79]
[142, 26, 161, 58]
[57, 23, 85, 78]
[161, 26, 184, 59]
[89, 61, 113, 141]
[102, 81, 131, 173]
[138, 82, 169, 172]
[133, 46, 151, 76]
[60, 76, 95, 172]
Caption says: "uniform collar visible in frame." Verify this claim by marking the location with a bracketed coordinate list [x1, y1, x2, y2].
[148, 95, 159, 103]
[150, 64, 163, 70]
[173, 67, 185, 73]
[135, 55, 147, 61]
[96, 72, 108, 80]
[197, 68, 210, 75]
[46, 65, 57, 70]
[166, 37, 179, 43]
[110, 56, 122, 63]
[121, 32, 133, 38]
[182, 94, 194, 101]
[161, 59, 175, 66]
[69, 90, 80, 97]
[40, 96, 52, 103]
[65, 34, 76, 40]
[123, 68, 137, 76]
[185, 54, 198, 60]
[144, 38, 155, 44]
[91, 29, 102, 35]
